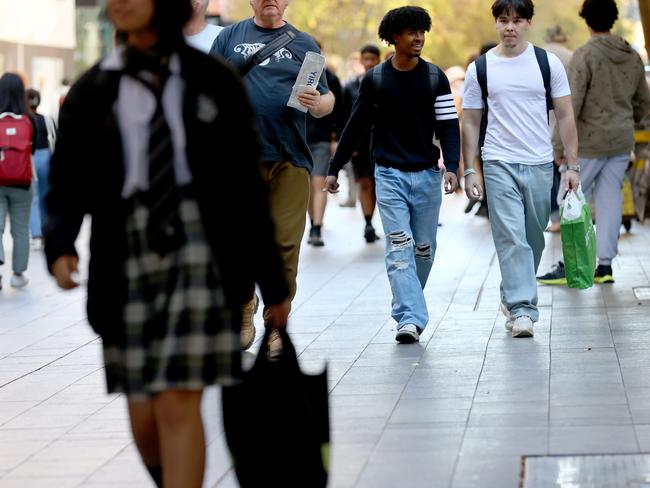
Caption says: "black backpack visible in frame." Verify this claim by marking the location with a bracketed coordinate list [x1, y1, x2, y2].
[372, 61, 440, 110]
[475, 46, 553, 149]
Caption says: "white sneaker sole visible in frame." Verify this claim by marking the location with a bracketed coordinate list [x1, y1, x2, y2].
[512, 326, 534, 338]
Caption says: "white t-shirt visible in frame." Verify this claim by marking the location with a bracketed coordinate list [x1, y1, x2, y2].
[463, 43, 571, 165]
[185, 24, 224, 54]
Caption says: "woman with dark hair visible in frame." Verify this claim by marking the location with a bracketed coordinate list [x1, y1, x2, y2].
[0, 72, 36, 290]
[44, 0, 290, 486]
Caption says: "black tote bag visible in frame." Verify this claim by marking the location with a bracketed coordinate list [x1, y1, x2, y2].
[222, 327, 329, 487]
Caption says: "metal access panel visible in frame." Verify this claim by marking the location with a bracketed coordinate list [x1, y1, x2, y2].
[522, 454, 650, 488]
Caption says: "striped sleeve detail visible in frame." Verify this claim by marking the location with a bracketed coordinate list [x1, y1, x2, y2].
[434, 93, 458, 121]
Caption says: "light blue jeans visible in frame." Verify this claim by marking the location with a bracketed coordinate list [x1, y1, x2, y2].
[0, 186, 34, 273]
[29, 148, 51, 238]
[375, 165, 442, 331]
[484, 161, 553, 322]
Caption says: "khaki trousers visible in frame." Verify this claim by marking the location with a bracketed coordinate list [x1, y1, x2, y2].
[246, 161, 310, 322]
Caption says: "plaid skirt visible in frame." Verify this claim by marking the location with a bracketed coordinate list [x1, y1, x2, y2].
[103, 191, 240, 401]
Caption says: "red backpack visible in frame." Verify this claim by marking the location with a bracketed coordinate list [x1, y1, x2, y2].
[0, 113, 33, 186]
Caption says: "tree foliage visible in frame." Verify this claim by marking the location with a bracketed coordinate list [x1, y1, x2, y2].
[225, 0, 638, 69]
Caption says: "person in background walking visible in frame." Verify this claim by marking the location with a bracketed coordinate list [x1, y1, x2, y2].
[341, 44, 382, 243]
[26, 88, 56, 250]
[0, 73, 36, 290]
[538, 0, 650, 285]
[307, 47, 343, 247]
[543, 25, 573, 233]
[184, 0, 223, 54]
[45, 0, 289, 486]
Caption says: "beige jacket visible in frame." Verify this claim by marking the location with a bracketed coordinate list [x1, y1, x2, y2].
[570, 34, 650, 158]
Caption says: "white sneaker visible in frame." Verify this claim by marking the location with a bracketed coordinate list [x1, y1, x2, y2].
[396, 324, 420, 344]
[10, 274, 29, 289]
[511, 316, 534, 338]
[500, 302, 513, 331]
[30, 238, 44, 251]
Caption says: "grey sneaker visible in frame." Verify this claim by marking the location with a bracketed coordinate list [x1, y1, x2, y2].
[500, 302, 513, 331]
[396, 324, 420, 344]
[10, 274, 28, 289]
[512, 316, 534, 338]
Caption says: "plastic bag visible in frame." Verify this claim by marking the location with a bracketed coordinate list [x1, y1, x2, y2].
[560, 188, 596, 289]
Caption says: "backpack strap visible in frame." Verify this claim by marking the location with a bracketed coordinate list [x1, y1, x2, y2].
[533, 45, 554, 121]
[427, 63, 440, 102]
[475, 54, 489, 151]
[372, 63, 384, 108]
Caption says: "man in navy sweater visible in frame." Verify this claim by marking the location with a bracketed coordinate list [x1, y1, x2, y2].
[326, 6, 460, 344]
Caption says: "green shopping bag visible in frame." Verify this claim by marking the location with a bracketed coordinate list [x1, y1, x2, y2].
[560, 188, 597, 289]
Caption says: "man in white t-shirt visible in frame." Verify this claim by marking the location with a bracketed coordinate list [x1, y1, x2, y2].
[461, 0, 580, 338]
[184, 0, 223, 54]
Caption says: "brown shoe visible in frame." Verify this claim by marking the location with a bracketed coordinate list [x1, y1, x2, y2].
[241, 294, 259, 351]
[267, 329, 283, 359]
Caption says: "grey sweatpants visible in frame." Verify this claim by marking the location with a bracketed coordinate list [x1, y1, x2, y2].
[579, 154, 629, 266]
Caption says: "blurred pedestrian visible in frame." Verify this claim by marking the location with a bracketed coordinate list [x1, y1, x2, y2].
[544, 25, 574, 233]
[184, 0, 223, 53]
[44, 0, 289, 486]
[307, 56, 343, 247]
[341, 44, 382, 243]
[538, 0, 650, 285]
[211, 0, 334, 353]
[26, 88, 56, 250]
[462, 0, 579, 337]
[0, 73, 36, 290]
[326, 6, 460, 344]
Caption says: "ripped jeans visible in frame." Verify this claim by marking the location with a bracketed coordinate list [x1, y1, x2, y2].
[375, 165, 442, 331]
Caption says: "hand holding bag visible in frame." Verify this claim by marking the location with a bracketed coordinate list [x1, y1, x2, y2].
[222, 326, 329, 488]
[560, 187, 597, 289]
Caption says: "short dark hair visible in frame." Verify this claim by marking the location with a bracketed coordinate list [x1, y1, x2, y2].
[0, 73, 27, 115]
[26, 88, 41, 110]
[152, 0, 193, 48]
[378, 6, 431, 46]
[491, 0, 535, 20]
[579, 0, 618, 32]
[360, 44, 381, 57]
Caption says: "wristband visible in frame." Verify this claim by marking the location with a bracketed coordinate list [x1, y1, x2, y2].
[566, 165, 580, 173]
[463, 168, 477, 177]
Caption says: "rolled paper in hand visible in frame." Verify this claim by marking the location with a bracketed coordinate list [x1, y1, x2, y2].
[287, 51, 326, 112]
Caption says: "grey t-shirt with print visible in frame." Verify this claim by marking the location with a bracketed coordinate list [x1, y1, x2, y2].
[211, 18, 329, 171]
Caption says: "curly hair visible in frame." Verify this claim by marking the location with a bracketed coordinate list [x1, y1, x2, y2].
[491, 0, 535, 20]
[579, 0, 618, 32]
[378, 6, 431, 46]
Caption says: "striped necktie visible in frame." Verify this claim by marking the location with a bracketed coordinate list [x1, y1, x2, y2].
[144, 80, 185, 255]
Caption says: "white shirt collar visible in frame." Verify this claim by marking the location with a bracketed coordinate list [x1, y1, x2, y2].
[100, 45, 182, 75]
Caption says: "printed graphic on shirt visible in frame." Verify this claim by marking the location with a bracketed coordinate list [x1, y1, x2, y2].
[234, 44, 292, 67]
[434, 94, 458, 121]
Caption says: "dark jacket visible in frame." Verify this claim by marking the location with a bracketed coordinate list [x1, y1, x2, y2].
[44, 44, 289, 346]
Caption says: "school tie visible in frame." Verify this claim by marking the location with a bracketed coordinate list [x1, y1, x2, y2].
[145, 88, 185, 256]
[123, 46, 185, 255]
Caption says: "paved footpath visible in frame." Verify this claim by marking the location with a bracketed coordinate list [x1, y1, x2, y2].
[1, 191, 649, 488]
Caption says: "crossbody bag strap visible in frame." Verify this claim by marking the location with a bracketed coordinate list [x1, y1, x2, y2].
[239, 29, 297, 77]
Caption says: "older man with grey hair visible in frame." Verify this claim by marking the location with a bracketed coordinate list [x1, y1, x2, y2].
[212, 0, 335, 353]
[184, 0, 223, 53]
